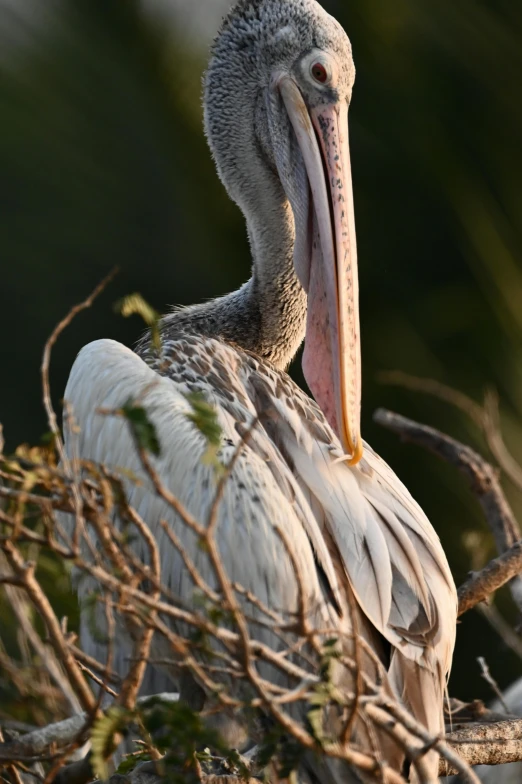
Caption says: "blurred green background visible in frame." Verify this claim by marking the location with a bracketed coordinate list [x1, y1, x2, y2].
[1, 0, 522, 720]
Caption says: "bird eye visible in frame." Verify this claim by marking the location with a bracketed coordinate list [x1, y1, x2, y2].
[310, 61, 329, 84]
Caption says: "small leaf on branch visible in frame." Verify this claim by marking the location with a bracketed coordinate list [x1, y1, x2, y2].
[116, 293, 162, 354]
[185, 392, 223, 472]
[91, 706, 132, 781]
[185, 393, 222, 447]
[122, 401, 161, 457]
[117, 750, 153, 774]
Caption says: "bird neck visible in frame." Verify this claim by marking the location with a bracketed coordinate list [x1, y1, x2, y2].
[157, 189, 307, 371]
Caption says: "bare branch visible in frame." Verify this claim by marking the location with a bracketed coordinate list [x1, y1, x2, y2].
[374, 408, 519, 550]
[0, 553, 83, 716]
[442, 718, 522, 773]
[116, 503, 161, 712]
[76, 663, 118, 699]
[1, 542, 96, 714]
[0, 717, 87, 762]
[458, 540, 522, 616]
[374, 407, 522, 614]
[378, 371, 522, 492]
[40, 268, 118, 468]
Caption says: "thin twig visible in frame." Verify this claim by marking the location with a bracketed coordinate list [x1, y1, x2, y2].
[477, 657, 509, 713]
[1, 543, 96, 714]
[40, 268, 118, 468]
[76, 663, 118, 699]
[117, 504, 161, 712]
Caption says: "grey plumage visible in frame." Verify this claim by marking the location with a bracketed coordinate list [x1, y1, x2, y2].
[140, 0, 353, 370]
[64, 1, 457, 781]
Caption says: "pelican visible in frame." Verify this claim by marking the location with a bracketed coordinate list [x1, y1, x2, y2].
[63, 0, 457, 779]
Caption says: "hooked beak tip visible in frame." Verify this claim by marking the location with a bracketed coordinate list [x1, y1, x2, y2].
[346, 436, 364, 465]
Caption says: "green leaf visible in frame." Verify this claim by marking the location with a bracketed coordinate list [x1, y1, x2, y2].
[91, 706, 131, 781]
[116, 751, 152, 775]
[116, 293, 162, 354]
[40, 431, 58, 446]
[304, 639, 343, 746]
[184, 392, 222, 447]
[306, 704, 325, 743]
[184, 392, 224, 473]
[318, 637, 341, 682]
[122, 401, 161, 456]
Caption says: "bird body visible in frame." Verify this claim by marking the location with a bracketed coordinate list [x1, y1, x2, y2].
[63, 0, 457, 779]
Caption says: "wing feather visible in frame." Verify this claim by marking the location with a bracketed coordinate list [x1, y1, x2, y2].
[63, 335, 456, 768]
[63, 340, 343, 672]
[244, 367, 457, 676]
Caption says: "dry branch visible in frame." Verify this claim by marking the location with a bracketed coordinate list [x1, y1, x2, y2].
[0, 550, 83, 716]
[378, 371, 522, 493]
[458, 540, 522, 616]
[2, 542, 97, 715]
[374, 408, 520, 552]
[40, 268, 118, 470]
[374, 408, 522, 615]
[0, 716, 87, 762]
[442, 718, 522, 773]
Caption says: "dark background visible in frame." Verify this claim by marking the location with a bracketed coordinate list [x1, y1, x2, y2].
[1, 0, 522, 713]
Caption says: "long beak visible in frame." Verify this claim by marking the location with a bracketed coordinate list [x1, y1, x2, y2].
[279, 77, 362, 464]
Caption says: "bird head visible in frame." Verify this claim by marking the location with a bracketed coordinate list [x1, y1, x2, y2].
[205, 0, 362, 464]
